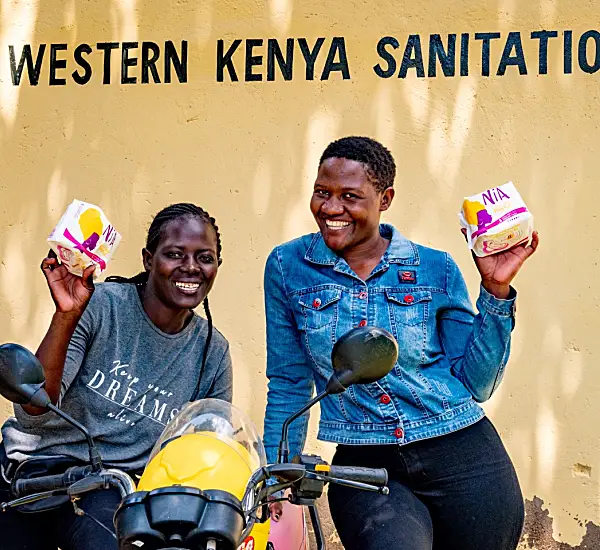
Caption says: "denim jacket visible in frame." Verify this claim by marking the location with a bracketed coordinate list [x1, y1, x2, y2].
[262, 224, 517, 464]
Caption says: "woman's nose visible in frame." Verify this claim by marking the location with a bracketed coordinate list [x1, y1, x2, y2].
[181, 257, 201, 273]
[321, 198, 344, 215]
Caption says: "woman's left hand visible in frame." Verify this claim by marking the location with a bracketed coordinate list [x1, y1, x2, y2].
[464, 230, 540, 299]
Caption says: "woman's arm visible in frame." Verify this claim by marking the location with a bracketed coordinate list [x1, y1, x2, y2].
[439, 232, 539, 402]
[262, 248, 315, 465]
[22, 252, 95, 415]
[205, 343, 233, 403]
[438, 255, 515, 402]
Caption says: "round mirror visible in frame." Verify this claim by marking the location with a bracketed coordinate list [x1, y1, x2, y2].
[0, 343, 47, 405]
[326, 326, 398, 394]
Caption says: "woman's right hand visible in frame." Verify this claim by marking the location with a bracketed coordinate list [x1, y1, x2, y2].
[41, 250, 95, 315]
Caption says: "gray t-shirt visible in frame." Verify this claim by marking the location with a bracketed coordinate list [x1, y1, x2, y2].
[1, 283, 232, 472]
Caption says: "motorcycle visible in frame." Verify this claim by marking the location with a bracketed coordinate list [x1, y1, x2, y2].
[0, 325, 398, 550]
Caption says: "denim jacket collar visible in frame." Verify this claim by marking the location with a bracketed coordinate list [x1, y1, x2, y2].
[304, 223, 420, 267]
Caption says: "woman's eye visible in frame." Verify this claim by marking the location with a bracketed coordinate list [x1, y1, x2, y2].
[166, 252, 182, 259]
[343, 193, 359, 200]
[315, 189, 329, 197]
[200, 255, 215, 263]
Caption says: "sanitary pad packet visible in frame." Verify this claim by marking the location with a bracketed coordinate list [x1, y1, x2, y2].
[459, 182, 533, 257]
[48, 200, 121, 277]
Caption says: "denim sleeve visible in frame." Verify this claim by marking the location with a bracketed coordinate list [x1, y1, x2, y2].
[438, 253, 516, 403]
[262, 248, 315, 465]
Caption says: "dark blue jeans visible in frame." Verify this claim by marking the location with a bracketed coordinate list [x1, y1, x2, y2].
[0, 473, 120, 550]
[328, 417, 524, 550]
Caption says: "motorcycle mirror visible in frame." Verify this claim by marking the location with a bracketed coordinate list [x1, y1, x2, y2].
[277, 326, 398, 463]
[0, 344, 52, 408]
[0, 343, 104, 470]
[326, 326, 398, 395]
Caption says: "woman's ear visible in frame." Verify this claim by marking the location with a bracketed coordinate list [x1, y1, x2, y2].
[380, 188, 395, 212]
[142, 248, 153, 272]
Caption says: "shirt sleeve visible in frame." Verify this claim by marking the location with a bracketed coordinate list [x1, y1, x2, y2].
[438, 253, 516, 402]
[205, 342, 233, 403]
[262, 248, 315, 465]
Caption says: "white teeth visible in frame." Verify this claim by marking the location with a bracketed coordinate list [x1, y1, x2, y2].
[325, 220, 351, 231]
[175, 282, 200, 291]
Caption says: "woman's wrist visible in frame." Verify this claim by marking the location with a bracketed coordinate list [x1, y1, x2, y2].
[481, 280, 511, 300]
[52, 310, 84, 325]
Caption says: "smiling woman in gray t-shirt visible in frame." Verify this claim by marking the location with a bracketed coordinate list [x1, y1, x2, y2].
[0, 203, 233, 550]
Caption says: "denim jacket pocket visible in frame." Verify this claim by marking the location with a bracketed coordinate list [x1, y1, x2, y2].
[385, 290, 432, 327]
[298, 289, 342, 330]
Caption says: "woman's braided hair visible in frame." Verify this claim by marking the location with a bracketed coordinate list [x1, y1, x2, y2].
[105, 203, 222, 401]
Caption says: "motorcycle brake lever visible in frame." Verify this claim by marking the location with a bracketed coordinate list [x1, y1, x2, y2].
[68, 475, 106, 497]
[307, 472, 390, 495]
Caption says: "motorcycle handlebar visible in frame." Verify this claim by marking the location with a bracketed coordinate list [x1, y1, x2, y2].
[12, 465, 92, 497]
[325, 466, 388, 487]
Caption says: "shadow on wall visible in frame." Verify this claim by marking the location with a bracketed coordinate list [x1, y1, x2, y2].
[0, 0, 600, 548]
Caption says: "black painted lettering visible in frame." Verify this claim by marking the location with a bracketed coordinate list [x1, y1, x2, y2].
[49, 44, 67, 85]
[72, 43, 92, 85]
[321, 37, 350, 80]
[9, 44, 46, 86]
[398, 35, 424, 78]
[217, 39, 241, 82]
[373, 36, 399, 78]
[245, 39, 263, 81]
[121, 42, 138, 84]
[165, 40, 187, 83]
[97, 42, 119, 84]
[298, 38, 325, 80]
[531, 30, 558, 74]
[578, 30, 600, 73]
[460, 33, 469, 76]
[474, 32, 501, 77]
[497, 32, 527, 75]
[267, 38, 293, 81]
[141, 42, 161, 84]
[564, 31, 573, 74]
[428, 34, 456, 77]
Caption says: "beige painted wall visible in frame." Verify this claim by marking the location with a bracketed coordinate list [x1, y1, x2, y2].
[1, 1, 599, 547]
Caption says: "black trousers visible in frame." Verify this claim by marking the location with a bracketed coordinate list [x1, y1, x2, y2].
[0, 473, 120, 550]
[328, 417, 524, 550]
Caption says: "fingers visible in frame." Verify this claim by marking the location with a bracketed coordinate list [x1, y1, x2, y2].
[41, 249, 60, 271]
[523, 231, 539, 258]
[269, 501, 284, 522]
[82, 264, 96, 291]
[41, 257, 57, 270]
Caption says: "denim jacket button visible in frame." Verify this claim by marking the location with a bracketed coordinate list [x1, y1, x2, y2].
[358, 319, 367, 327]
[313, 298, 321, 308]
[403, 294, 415, 304]
[394, 427, 404, 439]
[380, 394, 391, 405]
[358, 291, 367, 300]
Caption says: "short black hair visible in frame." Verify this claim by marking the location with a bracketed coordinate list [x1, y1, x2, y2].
[319, 136, 396, 193]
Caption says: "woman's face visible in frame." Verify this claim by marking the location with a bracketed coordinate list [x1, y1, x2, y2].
[310, 157, 394, 254]
[143, 216, 220, 310]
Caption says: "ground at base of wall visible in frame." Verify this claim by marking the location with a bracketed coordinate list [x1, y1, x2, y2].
[311, 498, 600, 550]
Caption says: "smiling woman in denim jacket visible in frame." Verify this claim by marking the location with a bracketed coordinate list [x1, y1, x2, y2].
[262, 137, 539, 550]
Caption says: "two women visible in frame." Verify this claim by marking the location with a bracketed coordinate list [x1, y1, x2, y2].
[0, 136, 539, 550]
